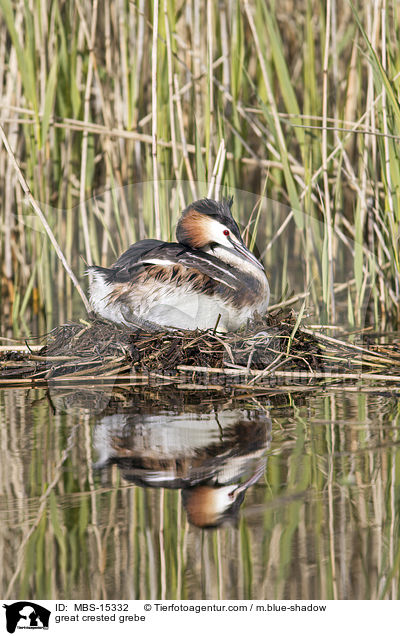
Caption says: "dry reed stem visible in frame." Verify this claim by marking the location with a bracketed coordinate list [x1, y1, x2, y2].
[0, 105, 309, 172]
[299, 67, 400, 203]
[76, 0, 99, 266]
[322, 0, 335, 320]
[207, 0, 214, 174]
[207, 139, 225, 198]
[173, 73, 197, 199]
[0, 123, 91, 314]
[164, 0, 185, 209]
[152, 0, 161, 239]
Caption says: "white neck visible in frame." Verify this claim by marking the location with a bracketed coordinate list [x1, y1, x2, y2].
[202, 245, 262, 276]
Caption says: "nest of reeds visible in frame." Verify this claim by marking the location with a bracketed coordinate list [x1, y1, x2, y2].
[0, 310, 320, 380]
[1, 310, 400, 389]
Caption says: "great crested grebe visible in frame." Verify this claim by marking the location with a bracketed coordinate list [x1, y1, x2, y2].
[88, 197, 269, 332]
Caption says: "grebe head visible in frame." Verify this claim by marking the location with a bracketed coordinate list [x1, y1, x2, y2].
[176, 198, 264, 271]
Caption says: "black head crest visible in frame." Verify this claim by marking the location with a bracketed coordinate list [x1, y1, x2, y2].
[186, 197, 234, 219]
[181, 197, 241, 241]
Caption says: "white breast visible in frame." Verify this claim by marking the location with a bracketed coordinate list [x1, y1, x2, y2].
[89, 264, 269, 332]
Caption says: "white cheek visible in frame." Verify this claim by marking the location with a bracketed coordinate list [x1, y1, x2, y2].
[207, 219, 234, 248]
[220, 234, 232, 248]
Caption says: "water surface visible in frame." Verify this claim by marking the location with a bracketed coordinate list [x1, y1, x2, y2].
[1, 385, 399, 600]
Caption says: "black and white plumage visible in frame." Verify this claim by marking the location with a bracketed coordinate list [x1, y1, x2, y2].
[88, 198, 270, 331]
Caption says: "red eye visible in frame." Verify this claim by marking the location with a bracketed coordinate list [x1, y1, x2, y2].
[223, 229, 230, 236]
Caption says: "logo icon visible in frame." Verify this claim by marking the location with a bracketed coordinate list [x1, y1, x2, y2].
[2, 602, 50, 633]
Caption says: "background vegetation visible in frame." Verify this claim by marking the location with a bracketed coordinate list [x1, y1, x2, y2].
[0, 0, 400, 335]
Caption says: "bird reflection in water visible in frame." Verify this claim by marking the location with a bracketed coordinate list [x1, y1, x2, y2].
[93, 406, 271, 529]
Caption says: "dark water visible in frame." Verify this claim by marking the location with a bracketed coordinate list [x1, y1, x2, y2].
[1, 385, 399, 600]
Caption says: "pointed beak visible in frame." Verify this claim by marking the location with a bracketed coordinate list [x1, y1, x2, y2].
[229, 237, 265, 271]
[232, 461, 266, 495]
